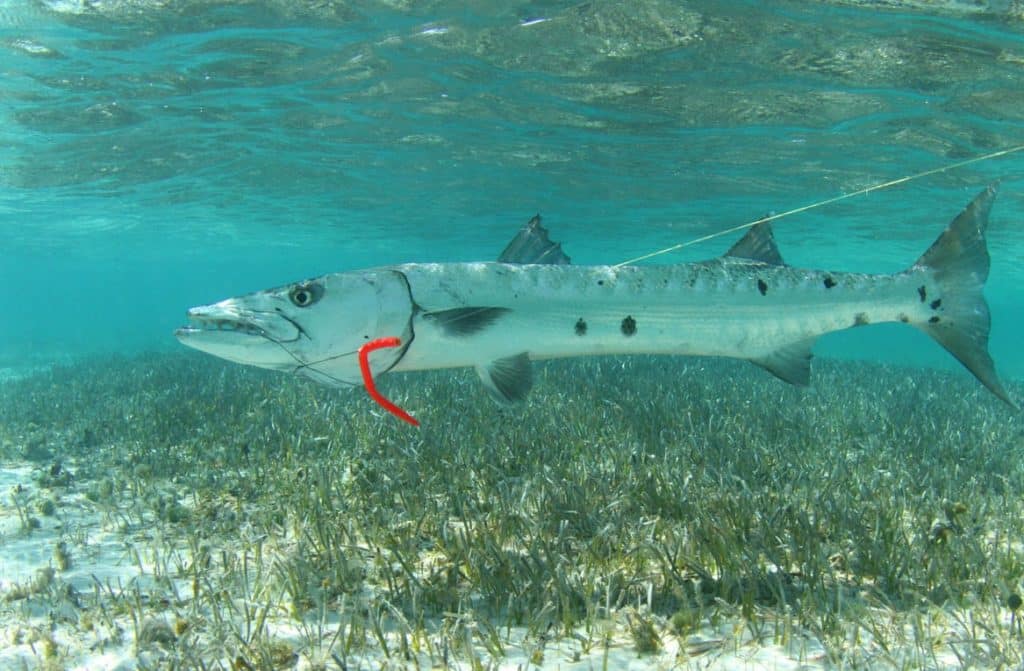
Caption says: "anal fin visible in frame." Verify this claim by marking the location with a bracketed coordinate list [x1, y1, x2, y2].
[749, 339, 815, 386]
[476, 352, 533, 404]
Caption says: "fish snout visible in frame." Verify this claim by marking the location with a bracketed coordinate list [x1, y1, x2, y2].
[181, 304, 261, 336]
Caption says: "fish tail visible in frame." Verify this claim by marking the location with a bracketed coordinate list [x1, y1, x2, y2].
[911, 183, 1015, 407]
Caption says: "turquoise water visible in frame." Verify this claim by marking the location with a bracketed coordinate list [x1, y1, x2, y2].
[3, 4, 1024, 667]
[2, 0, 1024, 383]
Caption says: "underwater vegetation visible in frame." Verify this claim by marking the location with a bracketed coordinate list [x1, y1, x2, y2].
[0, 352, 1022, 669]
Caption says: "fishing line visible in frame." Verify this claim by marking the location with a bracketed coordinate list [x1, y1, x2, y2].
[267, 332, 361, 389]
[614, 144, 1024, 268]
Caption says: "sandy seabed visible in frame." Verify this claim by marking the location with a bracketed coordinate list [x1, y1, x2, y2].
[1, 352, 1022, 670]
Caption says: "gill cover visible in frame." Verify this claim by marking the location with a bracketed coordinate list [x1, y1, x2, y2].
[297, 269, 414, 388]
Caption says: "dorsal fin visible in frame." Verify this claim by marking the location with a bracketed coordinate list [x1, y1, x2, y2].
[497, 215, 571, 265]
[725, 217, 785, 266]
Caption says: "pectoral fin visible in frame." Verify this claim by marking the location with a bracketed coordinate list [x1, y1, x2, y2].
[476, 352, 533, 404]
[749, 339, 815, 386]
[424, 307, 511, 337]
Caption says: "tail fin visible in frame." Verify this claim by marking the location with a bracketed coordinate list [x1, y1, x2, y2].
[912, 184, 1015, 408]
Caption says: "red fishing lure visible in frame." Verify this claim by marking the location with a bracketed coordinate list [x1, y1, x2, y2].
[358, 337, 419, 426]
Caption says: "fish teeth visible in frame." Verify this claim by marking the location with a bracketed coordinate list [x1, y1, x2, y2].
[188, 317, 262, 336]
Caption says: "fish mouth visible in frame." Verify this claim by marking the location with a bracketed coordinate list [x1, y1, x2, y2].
[174, 303, 299, 345]
[175, 304, 303, 370]
[175, 314, 267, 339]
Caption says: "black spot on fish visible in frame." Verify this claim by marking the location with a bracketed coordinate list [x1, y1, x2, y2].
[621, 316, 636, 336]
[597, 280, 605, 286]
[898, 313, 910, 323]
[757, 279, 768, 296]
[930, 298, 942, 310]
[853, 312, 870, 327]
[918, 285, 927, 302]
[574, 318, 587, 336]
[929, 316, 941, 324]
[824, 276, 837, 289]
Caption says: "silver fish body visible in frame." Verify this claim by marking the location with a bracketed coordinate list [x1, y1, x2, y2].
[176, 186, 1014, 408]
[394, 261, 925, 368]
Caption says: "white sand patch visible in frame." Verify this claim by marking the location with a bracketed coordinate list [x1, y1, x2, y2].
[1, 462, 171, 670]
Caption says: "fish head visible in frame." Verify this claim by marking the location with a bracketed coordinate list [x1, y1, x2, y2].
[176, 269, 414, 388]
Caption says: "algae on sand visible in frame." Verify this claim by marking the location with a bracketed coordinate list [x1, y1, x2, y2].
[0, 351, 1021, 669]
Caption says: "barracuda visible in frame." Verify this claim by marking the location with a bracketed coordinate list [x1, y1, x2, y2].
[175, 185, 1014, 410]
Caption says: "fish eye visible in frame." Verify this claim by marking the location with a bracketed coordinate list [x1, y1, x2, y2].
[288, 282, 322, 308]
